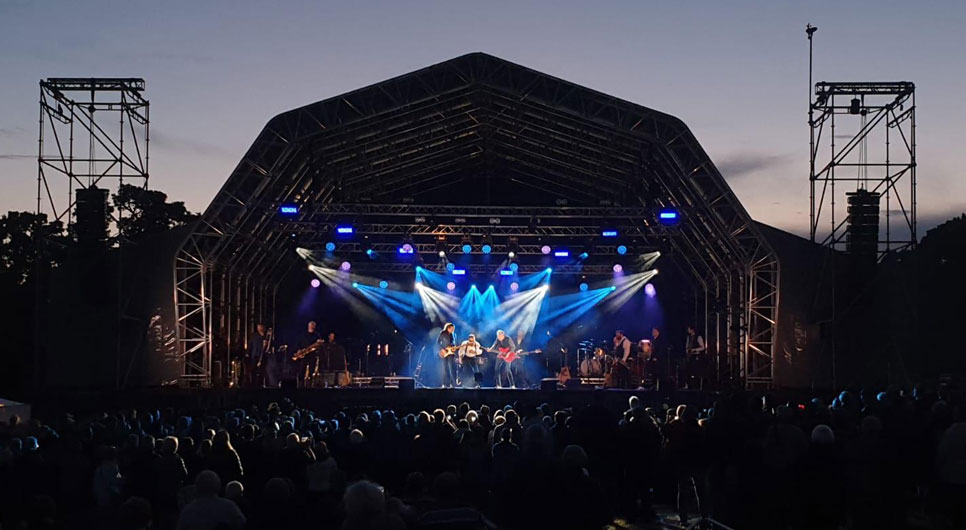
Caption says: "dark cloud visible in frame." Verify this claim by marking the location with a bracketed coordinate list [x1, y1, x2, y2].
[716, 152, 792, 180]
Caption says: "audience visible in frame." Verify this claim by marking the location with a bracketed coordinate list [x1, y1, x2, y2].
[0, 384, 964, 529]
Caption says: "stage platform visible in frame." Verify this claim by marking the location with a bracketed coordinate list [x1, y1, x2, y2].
[31, 385, 722, 418]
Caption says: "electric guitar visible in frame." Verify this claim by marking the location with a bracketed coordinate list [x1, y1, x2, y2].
[492, 347, 542, 364]
[438, 345, 458, 359]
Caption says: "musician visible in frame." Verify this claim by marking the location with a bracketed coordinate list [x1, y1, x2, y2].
[613, 330, 632, 362]
[323, 332, 348, 372]
[489, 329, 517, 388]
[458, 334, 484, 387]
[437, 323, 457, 388]
[295, 321, 323, 387]
[684, 325, 707, 389]
[579, 347, 605, 377]
[247, 323, 272, 387]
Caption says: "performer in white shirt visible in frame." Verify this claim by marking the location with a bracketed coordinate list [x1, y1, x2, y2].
[459, 333, 484, 387]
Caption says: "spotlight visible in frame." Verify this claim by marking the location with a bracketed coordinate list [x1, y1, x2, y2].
[579, 252, 589, 260]
[481, 233, 493, 254]
[446, 281, 456, 291]
[415, 266, 424, 272]
[610, 285, 617, 291]
[481, 244, 492, 254]
[579, 282, 588, 291]
[310, 278, 321, 288]
[545, 267, 553, 274]
[644, 283, 656, 297]
[487, 285, 494, 290]
[379, 280, 389, 289]
[340, 261, 351, 271]
[398, 243, 414, 254]
[279, 204, 299, 215]
[601, 229, 618, 238]
[499, 269, 514, 276]
[462, 243, 472, 253]
[352, 281, 359, 287]
[510, 282, 519, 291]
[325, 241, 336, 252]
[438, 250, 446, 258]
[509, 262, 519, 272]
[335, 224, 353, 234]
[452, 268, 467, 276]
[541, 245, 552, 255]
[471, 284, 477, 290]
[366, 248, 375, 258]
[617, 245, 628, 255]
[553, 250, 569, 258]
[508, 251, 516, 259]
[612, 263, 623, 273]
[446, 262, 456, 272]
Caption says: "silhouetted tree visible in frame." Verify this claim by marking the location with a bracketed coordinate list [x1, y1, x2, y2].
[0, 211, 69, 284]
[113, 184, 198, 242]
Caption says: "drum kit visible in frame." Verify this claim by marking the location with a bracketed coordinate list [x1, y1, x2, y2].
[576, 339, 653, 389]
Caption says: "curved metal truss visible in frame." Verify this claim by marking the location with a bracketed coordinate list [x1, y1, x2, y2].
[174, 53, 778, 388]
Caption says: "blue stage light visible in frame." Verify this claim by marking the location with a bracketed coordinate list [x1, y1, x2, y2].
[398, 243, 414, 254]
[499, 269, 513, 276]
[336, 225, 354, 234]
[579, 282, 588, 291]
[452, 269, 467, 276]
[325, 242, 336, 252]
[658, 208, 680, 225]
[462, 244, 472, 253]
[379, 280, 388, 289]
[601, 230, 618, 238]
[481, 244, 492, 254]
[415, 266, 423, 272]
[352, 281, 359, 288]
[446, 262, 456, 272]
[579, 252, 589, 259]
[279, 204, 299, 215]
[554, 250, 569, 257]
[617, 245, 627, 255]
[509, 262, 519, 272]
[471, 284, 477, 290]
[610, 285, 617, 291]
[487, 285, 494, 290]
[366, 248, 375, 257]
[545, 267, 553, 274]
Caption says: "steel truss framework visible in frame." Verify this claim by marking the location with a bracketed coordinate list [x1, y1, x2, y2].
[174, 53, 779, 388]
[37, 78, 150, 225]
[809, 82, 916, 256]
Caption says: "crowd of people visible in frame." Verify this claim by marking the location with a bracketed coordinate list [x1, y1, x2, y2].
[1, 385, 966, 530]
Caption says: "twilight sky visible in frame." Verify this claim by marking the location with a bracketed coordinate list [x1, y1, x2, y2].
[1, 0, 964, 237]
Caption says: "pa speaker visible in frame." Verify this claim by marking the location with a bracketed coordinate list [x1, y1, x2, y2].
[540, 378, 557, 391]
[397, 378, 415, 391]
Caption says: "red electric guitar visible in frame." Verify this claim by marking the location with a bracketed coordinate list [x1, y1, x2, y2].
[492, 347, 542, 364]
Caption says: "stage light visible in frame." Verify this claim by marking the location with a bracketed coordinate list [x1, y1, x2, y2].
[613, 263, 623, 273]
[416, 266, 423, 272]
[325, 242, 336, 252]
[601, 229, 618, 238]
[366, 248, 375, 257]
[311, 278, 321, 288]
[279, 204, 299, 215]
[579, 252, 589, 260]
[508, 251, 516, 259]
[510, 282, 519, 291]
[610, 285, 617, 291]
[554, 250, 569, 257]
[617, 245, 628, 255]
[438, 250, 446, 258]
[482, 244, 492, 254]
[462, 244, 472, 253]
[446, 262, 456, 272]
[446, 281, 456, 291]
[398, 243, 414, 254]
[499, 269, 513, 276]
[658, 208, 680, 225]
[487, 285, 494, 290]
[379, 280, 389, 289]
[471, 284, 477, 290]
[340, 261, 351, 271]
[645, 283, 656, 297]
[509, 262, 519, 272]
[545, 267, 553, 274]
[541, 245, 552, 255]
[336, 225, 354, 234]
[452, 268, 467, 276]
[579, 282, 588, 291]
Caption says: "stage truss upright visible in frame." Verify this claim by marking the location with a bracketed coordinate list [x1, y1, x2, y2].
[37, 78, 150, 227]
[809, 82, 916, 256]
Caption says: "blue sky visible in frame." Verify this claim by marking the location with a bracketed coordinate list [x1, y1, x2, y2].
[1, 0, 964, 236]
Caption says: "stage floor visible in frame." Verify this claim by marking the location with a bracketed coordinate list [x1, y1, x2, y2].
[31, 385, 720, 418]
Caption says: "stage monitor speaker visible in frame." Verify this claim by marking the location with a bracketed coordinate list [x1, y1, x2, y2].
[398, 378, 415, 391]
[540, 378, 557, 391]
[565, 377, 582, 389]
[369, 377, 386, 388]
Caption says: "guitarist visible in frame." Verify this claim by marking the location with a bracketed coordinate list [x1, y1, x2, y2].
[458, 334, 484, 387]
[437, 323, 458, 388]
[489, 329, 517, 388]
